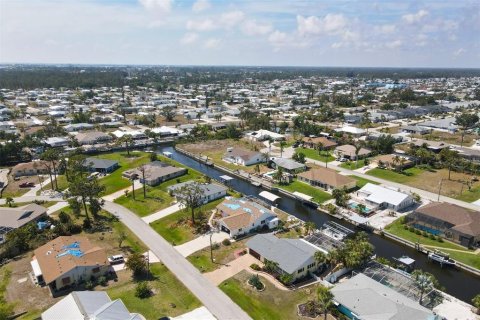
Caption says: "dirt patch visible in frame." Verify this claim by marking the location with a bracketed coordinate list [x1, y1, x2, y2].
[5, 253, 60, 314]
[412, 131, 477, 147]
[180, 139, 263, 155]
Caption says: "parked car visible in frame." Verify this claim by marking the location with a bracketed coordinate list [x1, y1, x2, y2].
[108, 254, 125, 264]
[19, 182, 35, 188]
[338, 157, 348, 162]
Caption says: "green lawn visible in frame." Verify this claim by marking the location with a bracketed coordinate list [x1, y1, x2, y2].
[114, 186, 175, 217]
[220, 271, 311, 320]
[97, 151, 151, 195]
[150, 198, 224, 245]
[348, 175, 380, 189]
[339, 159, 367, 170]
[366, 167, 424, 183]
[276, 180, 332, 204]
[41, 174, 68, 193]
[455, 184, 480, 202]
[107, 263, 201, 320]
[296, 147, 335, 162]
[385, 218, 480, 269]
[187, 239, 248, 273]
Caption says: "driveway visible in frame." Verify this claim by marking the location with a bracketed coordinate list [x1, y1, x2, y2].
[142, 202, 183, 224]
[47, 201, 69, 215]
[175, 231, 230, 257]
[102, 180, 143, 202]
[102, 200, 251, 320]
[204, 254, 258, 285]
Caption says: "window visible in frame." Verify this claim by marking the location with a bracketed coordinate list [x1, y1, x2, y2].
[61, 277, 71, 285]
[92, 267, 100, 273]
[239, 228, 243, 232]
[297, 268, 304, 273]
[261, 220, 266, 224]
[307, 263, 315, 269]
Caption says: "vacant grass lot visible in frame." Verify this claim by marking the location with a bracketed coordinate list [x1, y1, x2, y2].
[107, 263, 201, 320]
[188, 238, 248, 273]
[412, 131, 477, 147]
[385, 218, 480, 269]
[220, 271, 312, 320]
[276, 180, 332, 204]
[150, 198, 224, 245]
[296, 147, 335, 162]
[113, 155, 204, 217]
[366, 167, 424, 183]
[339, 159, 367, 170]
[348, 175, 380, 189]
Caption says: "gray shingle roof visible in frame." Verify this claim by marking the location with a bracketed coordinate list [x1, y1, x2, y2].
[83, 158, 118, 170]
[167, 181, 228, 197]
[246, 233, 319, 274]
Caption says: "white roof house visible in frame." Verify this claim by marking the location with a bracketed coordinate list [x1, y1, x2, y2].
[41, 291, 143, 320]
[357, 183, 414, 211]
[247, 129, 285, 141]
[334, 126, 366, 136]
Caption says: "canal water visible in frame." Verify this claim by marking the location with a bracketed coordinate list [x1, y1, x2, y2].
[157, 146, 480, 303]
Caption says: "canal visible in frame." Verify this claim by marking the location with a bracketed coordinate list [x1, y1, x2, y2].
[157, 146, 479, 303]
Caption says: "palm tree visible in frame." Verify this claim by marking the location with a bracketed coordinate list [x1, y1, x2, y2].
[354, 144, 362, 169]
[412, 270, 434, 305]
[279, 141, 287, 158]
[121, 135, 134, 156]
[316, 286, 334, 320]
[304, 222, 316, 235]
[5, 197, 14, 207]
[273, 167, 284, 185]
[392, 155, 401, 171]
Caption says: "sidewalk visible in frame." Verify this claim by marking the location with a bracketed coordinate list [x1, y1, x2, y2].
[142, 202, 183, 224]
[175, 231, 230, 257]
[204, 254, 258, 285]
[47, 201, 69, 215]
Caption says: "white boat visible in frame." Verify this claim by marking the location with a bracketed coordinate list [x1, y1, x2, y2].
[428, 251, 456, 266]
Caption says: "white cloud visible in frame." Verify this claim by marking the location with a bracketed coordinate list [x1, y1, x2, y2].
[186, 18, 216, 31]
[219, 10, 245, 28]
[268, 30, 289, 47]
[297, 14, 348, 36]
[180, 32, 198, 45]
[374, 24, 396, 34]
[139, 0, 172, 14]
[386, 40, 402, 49]
[402, 9, 428, 24]
[192, 0, 210, 12]
[204, 38, 221, 49]
[241, 20, 273, 36]
[453, 48, 466, 56]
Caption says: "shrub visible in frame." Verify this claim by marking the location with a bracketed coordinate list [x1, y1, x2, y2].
[98, 276, 107, 286]
[248, 275, 264, 290]
[135, 282, 152, 298]
[415, 229, 422, 235]
[422, 231, 429, 237]
[403, 224, 409, 230]
[250, 263, 261, 271]
[437, 237, 444, 243]
[85, 281, 94, 290]
[222, 239, 231, 246]
[429, 234, 436, 240]
[83, 218, 92, 230]
[409, 226, 415, 232]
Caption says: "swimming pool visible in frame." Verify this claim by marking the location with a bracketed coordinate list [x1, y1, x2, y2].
[348, 201, 372, 214]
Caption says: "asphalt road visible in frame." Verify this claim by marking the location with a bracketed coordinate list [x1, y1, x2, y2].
[102, 200, 252, 320]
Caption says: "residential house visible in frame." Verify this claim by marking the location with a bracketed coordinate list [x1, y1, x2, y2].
[298, 167, 356, 191]
[247, 233, 323, 281]
[44, 137, 70, 148]
[75, 131, 112, 145]
[332, 273, 438, 320]
[215, 197, 279, 238]
[302, 136, 337, 150]
[247, 129, 285, 141]
[270, 157, 306, 174]
[167, 181, 228, 204]
[409, 139, 450, 153]
[0, 204, 47, 243]
[11, 160, 51, 177]
[401, 125, 430, 135]
[31, 236, 110, 291]
[41, 291, 143, 320]
[122, 161, 187, 186]
[83, 158, 119, 173]
[407, 202, 480, 247]
[334, 126, 366, 136]
[223, 147, 265, 166]
[64, 123, 94, 132]
[375, 154, 414, 170]
[334, 145, 372, 160]
[356, 183, 414, 211]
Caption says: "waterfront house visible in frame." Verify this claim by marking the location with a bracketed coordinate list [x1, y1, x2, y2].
[122, 161, 187, 186]
[32, 236, 109, 291]
[167, 181, 228, 204]
[407, 202, 480, 247]
[82, 157, 119, 173]
[332, 273, 438, 320]
[356, 183, 414, 211]
[297, 167, 356, 191]
[223, 147, 265, 166]
[41, 291, 143, 320]
[269, 157, 306, 174]
[215, 197, 279, 238]
[75, 131, 112, 145]
[246, 233, 323, 282]
[246, 129, 285, 141]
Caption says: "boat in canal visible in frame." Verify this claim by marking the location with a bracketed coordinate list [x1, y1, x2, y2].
[393, 255, 416, 272]
[428, 251, 456, 267]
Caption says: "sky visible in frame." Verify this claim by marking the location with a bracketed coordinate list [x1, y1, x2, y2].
[0, 0, 479, 68]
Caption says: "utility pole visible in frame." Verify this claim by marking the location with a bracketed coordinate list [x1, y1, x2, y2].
[131, 178, 136, 200]
[437, 178, 444, 201]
